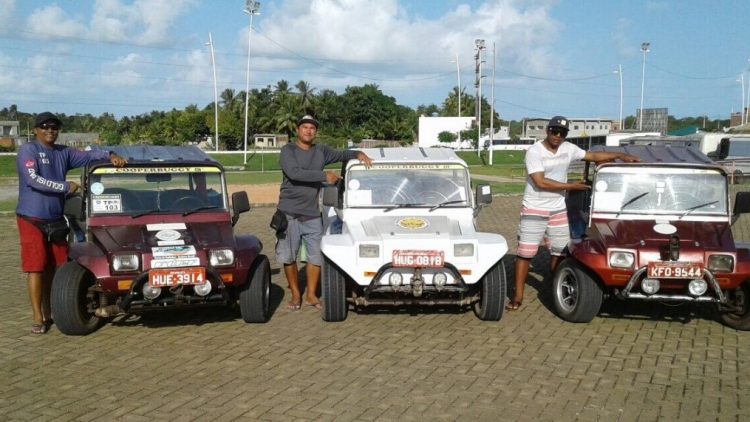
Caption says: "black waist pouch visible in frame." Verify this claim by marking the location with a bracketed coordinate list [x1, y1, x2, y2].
[21, 216, 70, 243]
[270, 209, 288, 234]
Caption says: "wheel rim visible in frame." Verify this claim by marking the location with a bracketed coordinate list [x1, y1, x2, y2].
[555, 267, 579, 313]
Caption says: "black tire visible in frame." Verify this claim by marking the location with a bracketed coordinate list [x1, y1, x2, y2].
[473, 260, 506, 321]
[718, 282, 750, 330]
[322, 258, 348, 322]
[552, 259, 603, 323]
[51, 262, 104, 335]
[239, 254, 271, 323]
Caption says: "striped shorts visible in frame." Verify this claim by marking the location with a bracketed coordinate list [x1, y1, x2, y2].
[516, 207, 570, 259]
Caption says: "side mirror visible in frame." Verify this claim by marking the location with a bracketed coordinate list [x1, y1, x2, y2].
[475, 184, 492, 206]
[64, 193, 85, 221]
[733, 192, 750, 222]
[231, 191, 251, 226]
[322, 185, 341, 208]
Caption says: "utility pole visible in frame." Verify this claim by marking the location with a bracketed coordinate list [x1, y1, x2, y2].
[474, 39, 485, 156]
[489, 42, 495, 165]
[206, 32, 219, 152]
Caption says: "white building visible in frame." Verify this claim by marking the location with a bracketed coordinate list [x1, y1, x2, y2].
[524, 117, 614, 140]
[418, 116, 475, 149]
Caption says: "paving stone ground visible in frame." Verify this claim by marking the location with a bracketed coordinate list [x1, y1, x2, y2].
[1, 195, 750, 421]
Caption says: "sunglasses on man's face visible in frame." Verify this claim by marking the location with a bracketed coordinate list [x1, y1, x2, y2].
[37, 123, 60, 131]
[549, 128, 568, 138]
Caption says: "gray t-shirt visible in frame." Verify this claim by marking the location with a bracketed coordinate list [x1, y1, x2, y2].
[277, 142, 359, 217]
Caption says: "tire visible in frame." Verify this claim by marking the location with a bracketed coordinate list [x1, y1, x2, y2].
[239, 254, 271, 323]
[51, 262, 104, 335]
[322, 258, 348, 322]
[552, 259, 603, 323]
[473, 260, 506, 321]
[718, 282, 750, 330]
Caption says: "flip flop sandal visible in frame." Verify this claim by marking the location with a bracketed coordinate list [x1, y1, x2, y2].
[304, 301, 322, 310]
[286, 301, 302, 311]
[31, 323, 48, 334]
[505, 300, 522, 311]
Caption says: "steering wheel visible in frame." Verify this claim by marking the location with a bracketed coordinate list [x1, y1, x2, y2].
[171, 196, 205, 211]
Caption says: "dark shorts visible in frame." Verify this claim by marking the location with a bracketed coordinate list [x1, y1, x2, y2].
[17, 216, 68, 273]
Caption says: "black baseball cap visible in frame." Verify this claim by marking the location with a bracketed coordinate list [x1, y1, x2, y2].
[296, 114, 319, 128]
[548, 116, 570, 130]
[34, 112, 62, 128]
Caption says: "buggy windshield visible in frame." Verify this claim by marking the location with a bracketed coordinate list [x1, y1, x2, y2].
[88, 166, 226, 215]
[592, 167, 726, 215]
[344, 163, 470, 207]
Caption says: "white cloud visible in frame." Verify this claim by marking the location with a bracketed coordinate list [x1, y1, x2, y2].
[100, 53, 148, 87]
[69, 0, 198, 45]
[25, 5, 87, 39]
[0, 0, 16, 34]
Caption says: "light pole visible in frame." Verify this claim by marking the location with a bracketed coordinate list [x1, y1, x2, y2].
[614, 64, 623, 130]
[206, 32, 219, 152]
[739, 74, 746, 126]
[489, 42, 495, 165]
[639, 42, 650, 131]
[242, 1, 261, 165]
[475, 39, 486, 156]
[452, 53, 462, 147]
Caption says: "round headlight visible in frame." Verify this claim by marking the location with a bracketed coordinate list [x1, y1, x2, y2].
[688, 279, 708, 296]
[389, 272, 403, 287]
[142, 283, 161, 300]
[194, 281, 212, 297]
[433, 272, 447, 289]
[641, 278, 660, 295]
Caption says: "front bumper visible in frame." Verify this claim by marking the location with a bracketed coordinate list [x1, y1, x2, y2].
[615, 266, 727, 303]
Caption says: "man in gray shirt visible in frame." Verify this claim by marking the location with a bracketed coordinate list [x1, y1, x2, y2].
[276, 115, 372, 310]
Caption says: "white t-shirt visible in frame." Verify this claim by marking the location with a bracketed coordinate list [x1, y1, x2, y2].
[522, 140, 586, 210]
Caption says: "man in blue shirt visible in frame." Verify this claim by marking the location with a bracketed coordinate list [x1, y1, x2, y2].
[16, 112, 126, 334]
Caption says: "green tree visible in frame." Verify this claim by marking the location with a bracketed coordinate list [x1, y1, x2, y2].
[438, 131, 457, 144]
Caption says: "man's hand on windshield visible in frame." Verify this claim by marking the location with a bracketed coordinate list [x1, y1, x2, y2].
[568, 181, 591, 191]
[109, 153, 127, 167]
[356, 151, 373, 168]
[68, 181, 80, 193]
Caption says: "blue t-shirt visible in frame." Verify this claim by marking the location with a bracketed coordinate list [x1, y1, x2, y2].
[16, 140, 109, 220]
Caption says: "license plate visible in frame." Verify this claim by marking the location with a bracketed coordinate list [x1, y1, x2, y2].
[392, 250, 444, 268]
[647, 262, 703, 279]
[149, 267, 206, 287]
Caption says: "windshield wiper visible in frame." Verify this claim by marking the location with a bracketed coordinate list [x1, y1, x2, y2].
[182, 205, 219, 216]
[679, 201, 719, 220]
[383, 203, 426, 213]
[429, 199, 467, 212]
[131, 209, 165, 218]
[615, 192, 649, 217]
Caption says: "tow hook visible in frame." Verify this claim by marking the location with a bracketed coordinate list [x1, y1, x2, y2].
[412, 269, 424, 297]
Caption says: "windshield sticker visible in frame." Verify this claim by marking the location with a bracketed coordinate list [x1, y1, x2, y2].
[593, 192, 624, 212]
[91, 194, 122, 213]
[93, 166, 220, 174]
[155, 229, 181, 241]
[348, 189, 372, 206]
[90, 182, 105, 195]
[157, 240, 185, 246]
[147, 223, 186, 231]
[397, 217, 429, 230]
[150, 257, 200, 268]
[348, 179, 360, 190]
[595, 181, 608, 192]
[152, 245, 196, 257]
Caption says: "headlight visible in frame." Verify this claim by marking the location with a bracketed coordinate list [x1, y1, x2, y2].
[609, 251, 634, 269]
[112, 254, 140, 272]
[707, 255, 733, 273]
[454, 243, 474, 257]
[209, 249, 235, 267]
[359, 244, 379, 258]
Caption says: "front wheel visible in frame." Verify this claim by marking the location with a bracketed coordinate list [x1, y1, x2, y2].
[322, 258, 348, 322]
[51, 262, 105, 335]
[552, 259, 603, 323]
[239, 254, 271, 323]
[473, 260, 506, 321]
[718, 282, 750, 330]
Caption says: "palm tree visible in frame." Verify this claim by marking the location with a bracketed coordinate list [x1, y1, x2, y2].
[295, 80, 315, 110]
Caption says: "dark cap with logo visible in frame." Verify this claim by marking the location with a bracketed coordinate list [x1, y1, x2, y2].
[296, 114, 319, 128]
[548, 116, 570, 130]
[34, 112, 62, 128]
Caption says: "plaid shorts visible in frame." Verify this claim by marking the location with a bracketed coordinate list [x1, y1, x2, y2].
[516, 207, 570, 259]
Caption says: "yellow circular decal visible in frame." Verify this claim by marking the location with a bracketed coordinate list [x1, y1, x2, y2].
[397, 217, 429, 230]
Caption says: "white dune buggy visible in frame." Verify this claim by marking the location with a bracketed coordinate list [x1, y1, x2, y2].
[320, 147, 508, 321]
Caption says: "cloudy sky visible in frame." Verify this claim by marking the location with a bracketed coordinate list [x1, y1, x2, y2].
[0, 0, 748, 121]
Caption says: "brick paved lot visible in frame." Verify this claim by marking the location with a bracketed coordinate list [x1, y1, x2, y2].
[1, 195, 750, 421]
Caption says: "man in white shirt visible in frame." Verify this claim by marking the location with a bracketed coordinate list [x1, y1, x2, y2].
[508, 116, 639, 311]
